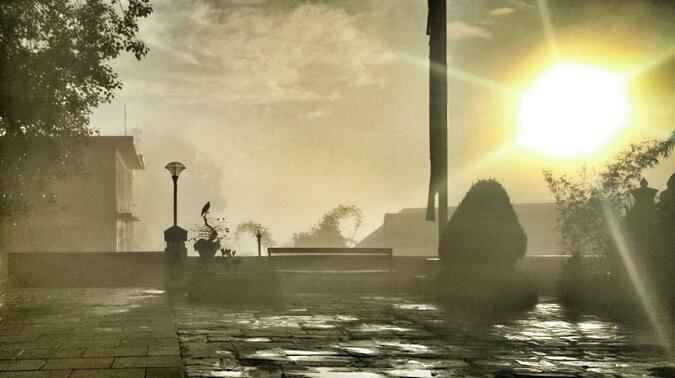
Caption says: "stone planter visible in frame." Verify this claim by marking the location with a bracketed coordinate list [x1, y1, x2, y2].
[193, 239, 220, 259]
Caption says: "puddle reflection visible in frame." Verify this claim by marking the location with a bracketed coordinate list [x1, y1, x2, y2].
[176, 294, 674, 377]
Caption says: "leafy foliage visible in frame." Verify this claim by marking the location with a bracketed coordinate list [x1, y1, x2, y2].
[0, 0, 152, 220]
[600, 133, 675, 208]
[543, 167, 611, 256]
[234, 221, 275, 247]
[292, 205, 363, 248]
[190, 216, 230, 244]
[544, 132, 675, 257]
[439, 179, 526, 270]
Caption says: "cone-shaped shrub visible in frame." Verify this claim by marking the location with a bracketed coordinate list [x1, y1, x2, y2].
[440, 179, 526, 271]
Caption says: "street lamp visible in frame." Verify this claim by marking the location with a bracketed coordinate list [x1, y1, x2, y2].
[164, 161, 187, 289]
[255, 228, 263, 257]
[165, 162, 186, 226]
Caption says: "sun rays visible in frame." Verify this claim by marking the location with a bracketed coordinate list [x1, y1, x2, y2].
[426, 0, 672, 162]
[598, 197, 672, 354]
[421, 0, 675, 352]
[627, 44, 675, 80]
[536, 0, 559, 61]
[447, 144, 515, 193]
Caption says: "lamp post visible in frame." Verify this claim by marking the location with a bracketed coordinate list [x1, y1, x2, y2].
[164, 162, 187, 289]
[165, 162, 186, 226]
[255, 229, 263, 257]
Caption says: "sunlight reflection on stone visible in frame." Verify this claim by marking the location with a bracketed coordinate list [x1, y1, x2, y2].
[206, 371, 243, 377]
[385, 369, 433, 377]
[540, 321, 571, 329]
[341, 346, 379, 355]
[285, 349, 340, 356]
[359, 296, 406, 302]
[394, 303, 438, 311]
[375, 341, 429, 353]
[578, 321, 605, 330]
[242, 337, 271, 342]
[243, 349, 286, 360]
[140, 289, 165, 295]
[299, 367, 386, 378]
[355, 324, 413, 333]
[495, 302, 626, 345]
[171, 294, 674, 376]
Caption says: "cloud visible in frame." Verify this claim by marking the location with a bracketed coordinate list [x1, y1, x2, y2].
[301, 109, 333, 120]
[121, 2, 394, 105]
[506, 0, 534, 9]
[225, 0, 264, 4]
[447, 21, 493, 41]
[489, 7, 515, 17]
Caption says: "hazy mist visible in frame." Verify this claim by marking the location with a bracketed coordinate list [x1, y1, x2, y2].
[90, 0, 675, 249]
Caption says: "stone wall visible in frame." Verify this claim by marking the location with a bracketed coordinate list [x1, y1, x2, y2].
[6, 252, 570, 295]
[8, 252, 165, 288]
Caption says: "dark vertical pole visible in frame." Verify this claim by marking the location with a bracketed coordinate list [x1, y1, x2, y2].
[172, 176, 178, 226]
[429, 0, 448, 243]
[257, 236, 261, 257]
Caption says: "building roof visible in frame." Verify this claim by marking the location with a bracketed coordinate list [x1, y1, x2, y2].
[85, 136, 144, 169]
[0, 135, 143, 169]
[357, 203, 562, 256]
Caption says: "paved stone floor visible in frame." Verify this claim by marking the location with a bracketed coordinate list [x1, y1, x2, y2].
[1, 287, 674, 377]
[0, 288, 182, 377]
[171, 293, 675, 378]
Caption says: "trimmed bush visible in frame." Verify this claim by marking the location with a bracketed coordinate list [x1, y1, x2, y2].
[439, 179, 526, 271]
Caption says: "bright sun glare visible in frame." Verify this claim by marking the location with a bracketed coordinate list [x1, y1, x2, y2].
[517, 63, 630, 157]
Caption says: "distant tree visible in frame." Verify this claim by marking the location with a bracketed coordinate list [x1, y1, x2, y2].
[544, 132, 675, 257]
[0, 0, 153, 221]
[439, 179, 526, 271]
[234, 221, 275, 247]
[292, 205, 363, 248]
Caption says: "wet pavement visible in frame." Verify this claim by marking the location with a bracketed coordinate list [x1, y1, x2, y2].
[1, 287, 674, 377]
[171, 293, 675, 377]
[0, 288, 182, 377]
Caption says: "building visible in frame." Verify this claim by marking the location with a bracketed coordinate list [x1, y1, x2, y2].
[358, 203, 563, 256]
[4, 136, 144, 252]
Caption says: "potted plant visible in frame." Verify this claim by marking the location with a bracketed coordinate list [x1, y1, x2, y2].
[191, 201, 230, 259]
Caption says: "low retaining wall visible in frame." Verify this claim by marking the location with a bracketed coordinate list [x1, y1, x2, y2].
[8, 252, 165, 288]
[518, 255, 571, 295]
[6, 252, 571, 295]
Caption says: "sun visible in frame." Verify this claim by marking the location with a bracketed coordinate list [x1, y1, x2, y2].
[517, 63, 629, 157]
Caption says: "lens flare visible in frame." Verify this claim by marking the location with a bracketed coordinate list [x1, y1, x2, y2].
[597, 197, 671, 353]
[536, 0, 558, 61]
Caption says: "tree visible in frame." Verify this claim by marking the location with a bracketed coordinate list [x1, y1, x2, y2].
[0, 0, 152, 221]
[439, 179, 526, 271]
[544, 132, 675, 257]
[234, 221, 275, 248]
[653, 173, 675, 293]
[292, 205, 363, 248]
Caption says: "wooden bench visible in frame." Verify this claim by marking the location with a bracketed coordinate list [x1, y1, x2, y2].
[267, 248, 395, 292]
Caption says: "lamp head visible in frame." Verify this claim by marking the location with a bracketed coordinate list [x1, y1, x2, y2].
[165, 161, 186, 178]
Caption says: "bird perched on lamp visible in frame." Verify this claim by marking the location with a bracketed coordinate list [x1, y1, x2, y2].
[201, 201, 210, 217]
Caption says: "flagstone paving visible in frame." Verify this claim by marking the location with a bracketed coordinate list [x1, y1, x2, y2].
[1, 287, 674, 377]
[0, 288, 182, 378]
[171, 293, 675, 377]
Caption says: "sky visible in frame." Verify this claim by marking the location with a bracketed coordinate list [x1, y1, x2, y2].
[90, 0, 675, 252]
